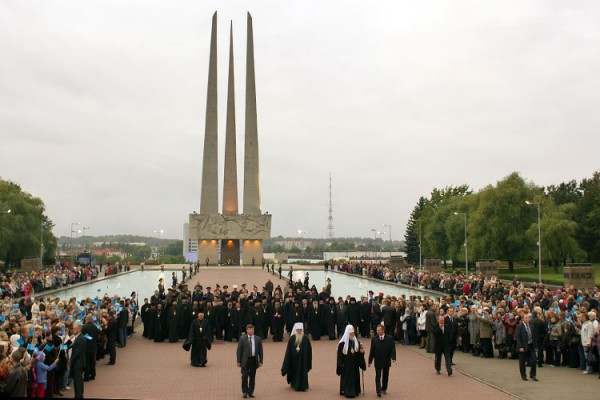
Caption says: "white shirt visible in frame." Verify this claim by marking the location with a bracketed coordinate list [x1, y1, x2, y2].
[248, 335, 255, 357]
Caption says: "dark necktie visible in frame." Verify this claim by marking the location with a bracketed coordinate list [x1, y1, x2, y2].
[525, 324, 532, 344]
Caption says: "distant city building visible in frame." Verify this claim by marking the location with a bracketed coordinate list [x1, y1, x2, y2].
[183, 223, 198, 263]
[274, 240, 316, 250]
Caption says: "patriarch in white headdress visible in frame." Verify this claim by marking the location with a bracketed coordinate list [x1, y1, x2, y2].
[339, 324, 359, 355]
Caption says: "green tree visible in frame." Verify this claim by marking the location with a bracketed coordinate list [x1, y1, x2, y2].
[470, 172, 537, 273]
[526, 199, 585, 271]
[0, 179, 57, 267]
[404, 197, 426, 264]
[576, 171, 600, 261]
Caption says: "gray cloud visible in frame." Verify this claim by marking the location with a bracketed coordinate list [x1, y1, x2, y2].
[1, 1, 599, 240]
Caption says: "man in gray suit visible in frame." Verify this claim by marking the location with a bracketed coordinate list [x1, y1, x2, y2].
[237, 324, 264, 398]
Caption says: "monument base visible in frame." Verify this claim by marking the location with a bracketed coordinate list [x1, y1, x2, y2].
[242, 239, 263, 266]
[198, 239, 218, 266]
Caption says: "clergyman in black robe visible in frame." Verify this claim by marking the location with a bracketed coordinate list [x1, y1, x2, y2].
[326, 298, 337, 340]
[337, 325, 366, 398]
[281, 322, 312, 391]
[271, 301, 285, 342]
[183, 312, 211, 367]
[153, 304, 166, 343]
[167, 301, 181, 342]
[140, 299, 151, 338]
[179, 298, 193, 340]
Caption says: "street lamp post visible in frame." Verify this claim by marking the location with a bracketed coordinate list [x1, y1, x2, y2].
[70, 222, 80, 251]
[418, 219, 422, 270]
[380, 232, 386, 259]
[154, 229, 164, 263]
[82, 226, 91, 237]
[454, 212, 468, 275]
[383, 224, 392, 258]
[370, 228, 377, 259]
[526, 200, 542, 283]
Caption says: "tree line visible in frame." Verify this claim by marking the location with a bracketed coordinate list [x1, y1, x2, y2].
[403, 171, 600, 272]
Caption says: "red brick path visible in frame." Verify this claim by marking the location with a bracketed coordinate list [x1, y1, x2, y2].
[74, 268, 512, 400]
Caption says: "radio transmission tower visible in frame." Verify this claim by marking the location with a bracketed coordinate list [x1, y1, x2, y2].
[327, 173, 335, 239]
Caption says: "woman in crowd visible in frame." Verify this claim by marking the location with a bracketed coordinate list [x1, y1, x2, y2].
[493, 309, 507, 358]
[458, 307, 470, 353]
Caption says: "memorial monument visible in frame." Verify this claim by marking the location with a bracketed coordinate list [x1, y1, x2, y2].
[189, 12, 271, 266]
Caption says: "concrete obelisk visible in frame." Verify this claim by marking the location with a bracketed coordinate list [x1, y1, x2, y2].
[200, 11, 219, 215]
[190, 12, 271, 267]
[222, 22, 238, 215]
[243, 12, 261, 215]
[221, 21, 240, 263]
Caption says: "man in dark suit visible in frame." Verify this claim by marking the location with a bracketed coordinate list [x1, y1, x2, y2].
[236, 324, 264, 398]
[529, 310, 546, 367]
[104, 310, 118, 365]
[434, 316, 453, 376]
[335, 298, 348, 338]
[515, 314, 538, 381]
[81, 315, 101, 381]
[69, 322, 87, 399]
[368, 324, 397, 397]
[381, 300, 396, 337]
[444, 307, 459, 365]
[117, 300, 129, 347]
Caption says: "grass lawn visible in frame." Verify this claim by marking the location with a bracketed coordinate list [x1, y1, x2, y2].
[497, 264, 600, 286]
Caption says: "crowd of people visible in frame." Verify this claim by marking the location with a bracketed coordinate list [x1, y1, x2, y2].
[0, 262, 133, 299]
[332, 261, 600, 378]
[0, 265, 139, 398]
[1, 259, 599, 398]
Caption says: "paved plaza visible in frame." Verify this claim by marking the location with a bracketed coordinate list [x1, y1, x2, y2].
[69, 268, 594, 399]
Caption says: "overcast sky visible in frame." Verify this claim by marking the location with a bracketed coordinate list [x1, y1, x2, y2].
[1, 1, 599, 240]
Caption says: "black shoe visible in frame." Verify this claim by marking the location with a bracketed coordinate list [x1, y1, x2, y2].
[106, 362, 115, 365]
[530, 377, 538, 381]
[377, 394, 381, 398]
[249, 395, 255, 398]
[436, 370, 440, 375]
[382, 391, 387, 395]
[522, 377, 528, 381]
[448, 371, 453, 376]
[243, 395, 248, 399]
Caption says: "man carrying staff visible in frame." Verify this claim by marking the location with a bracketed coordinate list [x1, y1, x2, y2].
[337, 324, 366, 398]
[281, 322, 312, 391]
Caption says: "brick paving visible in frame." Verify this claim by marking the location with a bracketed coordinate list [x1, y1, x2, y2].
[72, 268, 513, 400]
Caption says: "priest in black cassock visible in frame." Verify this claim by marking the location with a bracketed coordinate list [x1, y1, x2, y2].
[281, 322, 312, 391]
[183, 312, 212, 367]
[337, 325, 366, 398]
[167, 300, 181, 343]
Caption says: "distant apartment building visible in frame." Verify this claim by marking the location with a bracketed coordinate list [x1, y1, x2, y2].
[273, 240, 316, 250]
[183, 223, 198, 262]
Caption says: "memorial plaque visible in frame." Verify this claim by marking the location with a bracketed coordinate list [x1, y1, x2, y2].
[21, 258, 41, 271]
[423, 258, 443, 273]
[476, 259, 499, 278]
[564, 263, 596, 290]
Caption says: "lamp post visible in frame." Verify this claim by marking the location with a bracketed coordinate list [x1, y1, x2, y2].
[370, 228, 377, 259]
[380, 232, 386, 259]
[383, 224, 392, 258]
[70, 222, 80, 251]
[454, 212, 468, 275]
[82, 226, 91, 237]
[526, 200, 542, 283]
[40, 220, 44, 268]
[153, 229, 164, 263]
[418, 219, 422, 270]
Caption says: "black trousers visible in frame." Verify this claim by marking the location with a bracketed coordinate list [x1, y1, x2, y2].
[435, 350, 452, 373]
[107, 339, 117, 364]
[375, 366, 389, 393]
[84, 351, 97, 379]
[71, 365, 84, 399]
[241, 357, 257, 395]
[518, 347, 537, 379]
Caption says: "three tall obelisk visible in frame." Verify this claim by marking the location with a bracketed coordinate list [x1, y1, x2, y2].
[191, 12, 271, 266]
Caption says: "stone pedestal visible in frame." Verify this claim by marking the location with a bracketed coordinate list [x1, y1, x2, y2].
[21, 258, 40, 271]
[423, 258, 443, 273]
[388, 255, 406, 270]
[476, 259, 499, 278]
[564, 263, 595, 289]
